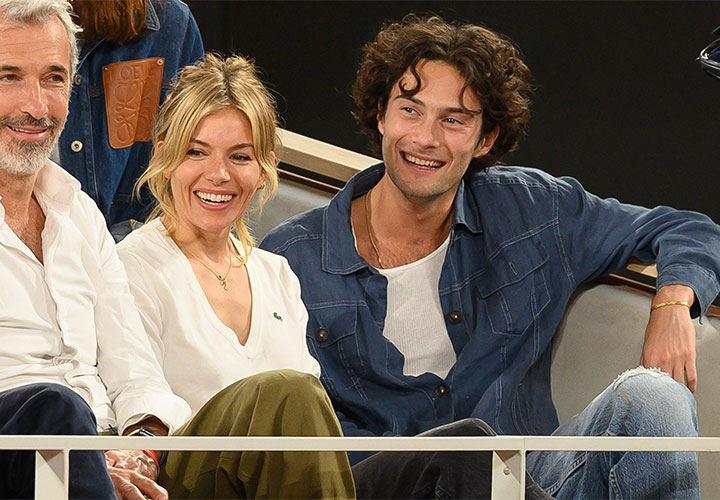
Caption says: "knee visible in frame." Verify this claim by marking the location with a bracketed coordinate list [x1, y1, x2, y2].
[18, 383, 97, 435]
[421, 418, 497, 437]
[610, 367, 697, 437]
[223, 370, 327, 411]
[246, 369, 322, 398]
[216, 370, 338, 436]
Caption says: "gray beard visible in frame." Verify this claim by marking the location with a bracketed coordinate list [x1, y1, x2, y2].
[0, 139, 55, 176]
[0, 117, 60, 176]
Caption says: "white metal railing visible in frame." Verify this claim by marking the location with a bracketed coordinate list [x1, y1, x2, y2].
[15, 434, 720, 499]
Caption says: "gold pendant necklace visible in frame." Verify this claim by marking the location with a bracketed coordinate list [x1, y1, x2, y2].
[195, 257, 232, 290]
[214, 269, 231, 291]
[187, 242, 235, 291]
[365, 189, 384, 269]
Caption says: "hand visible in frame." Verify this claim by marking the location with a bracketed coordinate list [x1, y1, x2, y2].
[640, 285, 697, 392]
[105, 449, 167, 500]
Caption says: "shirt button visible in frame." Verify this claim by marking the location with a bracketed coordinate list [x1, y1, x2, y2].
[70, 140, 83, 152]
[315, 328, 329, 342]
[448, 310, 464, 324]
[73, 73, 82, 85]
[435, 383, 450, 398]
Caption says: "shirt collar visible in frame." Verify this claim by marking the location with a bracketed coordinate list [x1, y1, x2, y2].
[144, 0, 161, 31]
[321, 163, 484, 274]
[0, 161, 80, 222]
[454, 173, 484, 234]
[33, 160, 82, 217]
[322, 164, 383, 275]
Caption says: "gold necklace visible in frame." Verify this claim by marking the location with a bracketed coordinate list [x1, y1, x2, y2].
[196, 257, 232, 291]
[364, 190, 455, 270]
[365, 189, 384, 269]
[187, 241, 235, 291]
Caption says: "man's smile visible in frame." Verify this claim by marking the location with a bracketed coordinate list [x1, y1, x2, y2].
[401, 151, 445, 169]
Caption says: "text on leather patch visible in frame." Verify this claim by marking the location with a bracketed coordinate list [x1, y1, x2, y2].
[102, 57, 165, 149]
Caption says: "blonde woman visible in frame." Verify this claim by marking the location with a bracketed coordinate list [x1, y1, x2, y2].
[117, 54, 355, 499]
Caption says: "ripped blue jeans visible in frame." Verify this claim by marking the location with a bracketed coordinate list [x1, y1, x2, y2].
[527, 367, 699, 499]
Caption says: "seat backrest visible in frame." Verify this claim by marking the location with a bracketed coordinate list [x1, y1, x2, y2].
[250, 176, 333, 241]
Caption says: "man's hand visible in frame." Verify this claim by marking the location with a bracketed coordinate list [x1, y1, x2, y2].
[105, 449, 167, 500]
[640, 284, 697, 392]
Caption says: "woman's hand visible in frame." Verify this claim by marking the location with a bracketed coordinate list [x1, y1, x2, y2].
[105, 449, 167, 500]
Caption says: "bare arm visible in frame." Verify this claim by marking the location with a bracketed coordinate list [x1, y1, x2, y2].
[640, 284, 697, 392]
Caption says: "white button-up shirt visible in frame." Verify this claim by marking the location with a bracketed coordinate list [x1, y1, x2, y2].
[0, 162, 190, 432]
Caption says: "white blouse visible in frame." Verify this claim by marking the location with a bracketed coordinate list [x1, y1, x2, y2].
[117, 218, 320, 417]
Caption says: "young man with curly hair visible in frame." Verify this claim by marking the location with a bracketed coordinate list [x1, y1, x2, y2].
[262, 15, 720, 499]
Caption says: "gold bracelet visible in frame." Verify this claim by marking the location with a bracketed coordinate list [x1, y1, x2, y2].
[650, 300, 692, 312]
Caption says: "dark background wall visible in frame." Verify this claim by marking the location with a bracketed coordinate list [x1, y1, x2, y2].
[186, 1, 720, 220]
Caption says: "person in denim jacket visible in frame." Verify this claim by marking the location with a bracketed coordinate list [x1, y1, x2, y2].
[56, 0, 203, 232]
[261, 14, 720, 500]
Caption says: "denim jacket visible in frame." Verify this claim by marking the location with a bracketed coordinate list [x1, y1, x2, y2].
[261, 164, 720, 465]
[59, 0, 203, 227]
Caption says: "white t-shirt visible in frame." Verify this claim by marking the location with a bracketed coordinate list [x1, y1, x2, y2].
[378, 236, 456, 379]
[0, 162, 190, 432]
[118, 218, 321, 417]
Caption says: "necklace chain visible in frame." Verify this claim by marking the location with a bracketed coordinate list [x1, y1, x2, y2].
[195, 257, 232, 291]
[186, 241, 237, 291]
[365, 189, 384, 269]
[364, 188, 455, 270]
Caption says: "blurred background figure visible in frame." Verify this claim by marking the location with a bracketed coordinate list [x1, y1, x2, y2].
[55, 0, 203, 237]
[699, 26, 720, 80]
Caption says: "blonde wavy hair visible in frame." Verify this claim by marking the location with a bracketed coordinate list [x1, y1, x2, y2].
[137, 53, 279, 257]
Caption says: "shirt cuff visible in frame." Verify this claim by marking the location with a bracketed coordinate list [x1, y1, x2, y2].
[114, 394, 191, 435]
[657, 263, 720, 321]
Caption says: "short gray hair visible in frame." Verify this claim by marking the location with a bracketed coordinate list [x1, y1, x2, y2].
[0, 0, 80, 77]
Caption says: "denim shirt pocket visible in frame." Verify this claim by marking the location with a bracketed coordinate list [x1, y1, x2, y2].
[476, 235, 551, 336]
[306, 303, 368, 393]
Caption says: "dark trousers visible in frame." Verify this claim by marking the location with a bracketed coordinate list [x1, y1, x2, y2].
[0, 383, 116, 499]
[352, 418, 553, 500]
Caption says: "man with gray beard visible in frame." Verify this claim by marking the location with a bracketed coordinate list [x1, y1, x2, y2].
[0, 1, 191, 498]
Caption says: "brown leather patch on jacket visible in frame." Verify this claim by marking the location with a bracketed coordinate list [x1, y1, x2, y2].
[103, 57, 165, 149]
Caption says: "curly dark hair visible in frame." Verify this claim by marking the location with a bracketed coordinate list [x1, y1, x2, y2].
[352, 14, 533, 171]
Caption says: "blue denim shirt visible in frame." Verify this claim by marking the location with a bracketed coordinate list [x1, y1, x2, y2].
[59, 0, 203, 226]
[261, 164, 720, 465]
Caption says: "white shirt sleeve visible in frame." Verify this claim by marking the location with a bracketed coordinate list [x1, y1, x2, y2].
[91, 204, 190, 433]
[115, 250, 167, 367]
